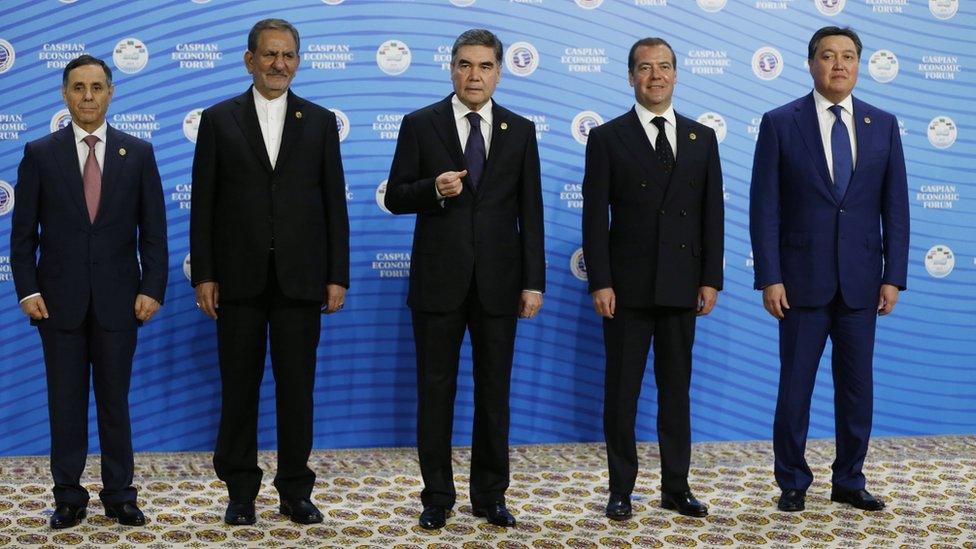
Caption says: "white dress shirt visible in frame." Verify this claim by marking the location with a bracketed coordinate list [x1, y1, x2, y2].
[452, 94, 493, 156]
[634, 102, 677, 158]
[813, 89, 857, 181]
[253, 87, 288, 168]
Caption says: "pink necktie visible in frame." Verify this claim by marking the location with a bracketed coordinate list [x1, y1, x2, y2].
[82, 135, 101, 222]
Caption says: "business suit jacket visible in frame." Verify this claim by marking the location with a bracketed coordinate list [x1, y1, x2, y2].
[384, 95, 545, 315]
[749, 93, 909, 309]
[582, 108, 724, 307]
[190, 87, 350, 299]
[11, 125, 168, 330]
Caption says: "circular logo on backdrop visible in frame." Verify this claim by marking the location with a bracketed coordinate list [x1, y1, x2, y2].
[571, 111, 603, 145]
[506, 41, 539, 77]
[927, 116, 957, 149]
[697, 112, 727, 143]
[752, 47, 783, 80]
[575, 0, 604, 8]
[0, 39, 15, 74]
[570, 248, 588, 281]
[183, 253, 192, 282]
[183, 108, 203, 143]
[697, 0, 727, 11]
[450, 0, 476, 5]
[376, 180, 391, 214]
[868, 50, 899, 83]
[924, 245, 954, 278]
[815, 0, 845, 16]
[0, 180, 14, 216]
[331, 108, 350, 141]
[376, 40, 411, 75]
[50, 108, 72, 133]
[113, 38, 149, 74]
[929, 0, 958, 19]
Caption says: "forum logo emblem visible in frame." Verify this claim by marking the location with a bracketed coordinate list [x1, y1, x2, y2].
[113, 38, 149, 74]
[331, 108, 350, 142]
[697, 112, 727, 143]
[815, 0, 845, 16]
[868, 50, 898, 83]
[927, 116, 956, 149]
[571, 111, 603, 145]
[183, 253, 192, 282]
[183, 108, 203, 143]
[0, 39, 15, 74]
[929, 0, 958, 19]
[697, 0, 726, 12]
[376, 40, 411, 75]
[575, 0, 604, 8]
[0, 180, 14, 216]
[506, 41, 539, 77]
[752, 47, 783, 81]
[450, 0, 476, 5]
[570, 248, 588, 281]
[376, 179, 391, 214]
[924, 244, 954, 278]
[50, 108, 72, 133]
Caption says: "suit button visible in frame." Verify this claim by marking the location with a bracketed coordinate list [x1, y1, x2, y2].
[641, 181, 647, 188]
[680, 210, 687, 217]
[839, 209, 845, 213]
[271, 184, 278, 191]
[659, 209, 665, 215]
[680, 244, 687, 249]
[690, 180, 696, 187]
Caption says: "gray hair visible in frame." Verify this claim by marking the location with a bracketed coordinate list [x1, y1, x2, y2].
[451, 29, 503, 64]
[247, 18, 300, 52]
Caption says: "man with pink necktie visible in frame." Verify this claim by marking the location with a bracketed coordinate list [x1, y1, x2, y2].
[10, 55, 168, 530]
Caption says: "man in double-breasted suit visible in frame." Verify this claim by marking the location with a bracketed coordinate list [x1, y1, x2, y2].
[582, 37, 724, 520]
[190, 18, 349, 526]
[384, 29, 545, 530]
[11, 55, 168, 529]
[750, 26, 909, 513]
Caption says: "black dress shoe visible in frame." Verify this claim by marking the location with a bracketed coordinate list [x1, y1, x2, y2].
[418, 505, 448, 529]
[473, 502, 516, 527]
[224, 501, 256, 525]
[605, 493, 632, 521]
[49, 503, 86, 529]
[104, 502, 146, 526]
[830, 487, 885, 511]
[661, 490, 708, 517]
[777, 489, 806, 512]
[279, 498, 323, 524]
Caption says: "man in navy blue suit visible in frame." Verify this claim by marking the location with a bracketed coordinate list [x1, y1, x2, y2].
[10, 55, 168, 529]
[750, 27, 909, 513]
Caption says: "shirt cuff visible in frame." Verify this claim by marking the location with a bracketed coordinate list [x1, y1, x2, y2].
[522, 289, 543, 295]
[19, 293, 41, 304]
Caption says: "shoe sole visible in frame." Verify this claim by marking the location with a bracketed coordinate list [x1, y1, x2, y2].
[777, 503, 805, 512]
[829, 495, 884, 511]
[605, 512, 632, 521]
[661, 500, 708, 517]
[278, 505, 323, 524]
[472, 508, 515, 527]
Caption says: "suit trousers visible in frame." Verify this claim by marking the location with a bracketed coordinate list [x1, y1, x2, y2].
[411, 280, 517, 508]
[213, 255, 322, 502]
[603, 305, 696, 495]
[38, 304, 137, 506]
[774, 291, 877, 492]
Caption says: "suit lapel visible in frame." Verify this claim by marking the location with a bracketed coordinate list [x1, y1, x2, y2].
[53, 125, 92, 224]
[614, 108, 668, 191]
[231, 87, 273, 173]
[273, 91, 304, 174]
[793, 93, 836, 203]
[479, 101, 511, 198]
[661, 114, 694, 206]
[96, 126, 127, 225]
[431, 95, 465, 173]
[850, 97, 873, 184]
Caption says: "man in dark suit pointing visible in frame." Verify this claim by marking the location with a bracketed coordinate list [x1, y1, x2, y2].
[582, 37, 724, 520]
[191, 18, 349, 526]
[385, 28, 545, 530]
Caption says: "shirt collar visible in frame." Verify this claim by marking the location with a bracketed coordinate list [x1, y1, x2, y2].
[452, 94, 493, 125]
[634, 102, 676, 129]
[253, 86, 288, 109]
[72, 120, 108, 143]
[813, 89, 853, 116]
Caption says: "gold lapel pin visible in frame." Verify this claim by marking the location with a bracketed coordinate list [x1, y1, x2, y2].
[119, 147, 126, 156]
[689, 133, 697, 140]
[864, 116, 871, 124]
[295, 111, 303, 119]
[500, 122, 508, 130]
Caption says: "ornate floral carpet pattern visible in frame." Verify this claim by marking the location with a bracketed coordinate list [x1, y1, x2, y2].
[0, 436, 973, 548]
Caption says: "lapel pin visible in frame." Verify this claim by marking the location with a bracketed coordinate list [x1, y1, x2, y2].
[119, 147, 126, 156]
[295, 111, 302, 119]
[864, 116, 871, 124]
[689, 133, 697, 140]
[500, 122, 508, 130]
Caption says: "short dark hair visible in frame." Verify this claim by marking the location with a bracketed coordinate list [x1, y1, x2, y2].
[808, 26, 862, 60]
[247, 18, 300, 53]
[451, 29, 503, 65]
[628, 37, 677, 73]
[62, 54, 112, 86]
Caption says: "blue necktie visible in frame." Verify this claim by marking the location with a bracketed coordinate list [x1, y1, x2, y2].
[829, 104, 852, 200]
[464, 112, 486, 189]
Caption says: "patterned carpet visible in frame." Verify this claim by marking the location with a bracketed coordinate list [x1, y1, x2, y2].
[0, 436, 973, 548]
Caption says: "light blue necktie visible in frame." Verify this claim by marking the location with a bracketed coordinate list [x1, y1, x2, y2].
[828, 104, 852, 200]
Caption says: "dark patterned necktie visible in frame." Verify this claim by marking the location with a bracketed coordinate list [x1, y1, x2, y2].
[651, 116, 674, 175]
[829, 104, 853, 200]
[464, 112, 486, 189]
